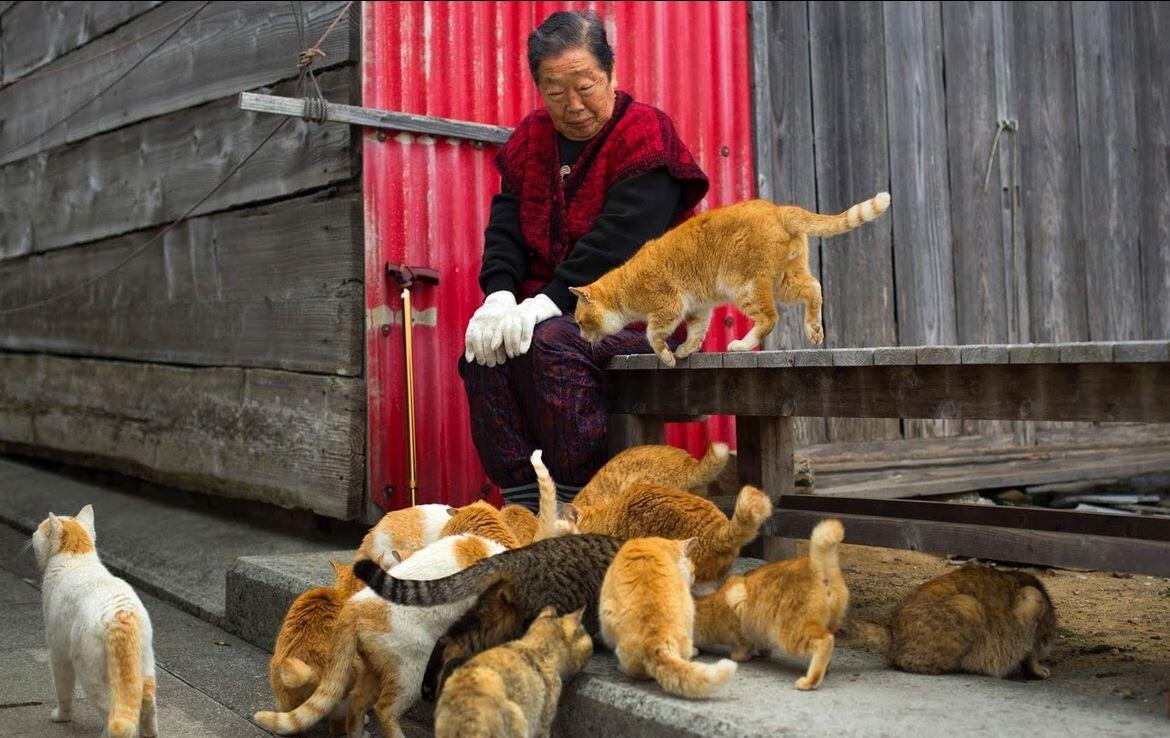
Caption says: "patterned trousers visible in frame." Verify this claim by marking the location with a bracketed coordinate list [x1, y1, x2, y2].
[459, 315, 655, 511]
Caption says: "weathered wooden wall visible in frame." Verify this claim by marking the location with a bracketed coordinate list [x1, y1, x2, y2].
[0, 1, 366, 518]
[751, 0, 1170, 444]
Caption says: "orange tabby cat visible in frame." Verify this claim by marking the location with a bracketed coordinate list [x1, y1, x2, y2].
[599, 537, 737, 699]
[500, 505, 540, 544]
[269, 561, 367, 734]
[694, 519, 848, 690]
[570, 194, 891, 365]
[562, 484, 772, 585]
[572, 441, 730, 507]
[441, 501, 522, 549]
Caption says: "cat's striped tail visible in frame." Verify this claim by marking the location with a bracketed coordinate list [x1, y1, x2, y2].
[688, 442, 731, 494]
[718, 485, 774, 553]
[645, 644, 737, 699]
[253, 599, 362, 734]
[530, 449, 563, 540]
[808, 518, 845, 582]
[782, 192, 890, 238]
[106, 610, 144, 738]
[353, 555, 500, 607]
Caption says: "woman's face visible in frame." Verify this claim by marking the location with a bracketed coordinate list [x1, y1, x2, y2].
[537, 48, 614, 141]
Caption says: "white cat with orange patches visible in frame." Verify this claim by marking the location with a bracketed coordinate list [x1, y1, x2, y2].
[357, 503, 454, 567]
[254, 533, 506, 738]
[32, 505, 158, 738]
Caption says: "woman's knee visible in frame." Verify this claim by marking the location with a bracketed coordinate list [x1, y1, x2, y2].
[530, 315, 586, 358]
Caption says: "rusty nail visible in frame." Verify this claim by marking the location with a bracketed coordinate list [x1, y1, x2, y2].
[724, 316, 735, 328]
[720, 145, 730, 157]
[384, 484, 394, 496]
[380, 324, 391, 336]
[376, 131, 388, 142]
[473, 140, 486, 150]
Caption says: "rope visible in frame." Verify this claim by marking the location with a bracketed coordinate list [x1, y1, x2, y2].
[298, 0, 355, 69]
[0, 5, 206, 90]
[0, 117, 290, 315]
[981, 118, 1018, 194]
[0, 1, 211, 163]
[290, 1, 354, 124]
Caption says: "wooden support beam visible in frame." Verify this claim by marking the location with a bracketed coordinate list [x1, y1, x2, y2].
[735, 415, 795, 560]
[239, 92, 513, 145]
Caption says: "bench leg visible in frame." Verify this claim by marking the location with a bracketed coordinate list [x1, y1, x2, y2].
[735, 415, 795, 561]
[607, 414, 665, 457]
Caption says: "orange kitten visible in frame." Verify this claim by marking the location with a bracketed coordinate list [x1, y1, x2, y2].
[563, 484, 772, 585]
[357, 503, 454, 567]
[570, 194, 891, 365]
[269, 561, 367, 734]
[573, 442, 730, 507]
[441, 501, 522, 549]
[599, 537, 736, 699]
[694, 519, 848, 690]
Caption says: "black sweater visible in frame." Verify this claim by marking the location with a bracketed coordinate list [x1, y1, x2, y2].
[478, 134, 684, 314]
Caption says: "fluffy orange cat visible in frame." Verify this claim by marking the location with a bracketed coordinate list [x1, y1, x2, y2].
[694, 519, 848, 690]
[599, 537, 736, 699]
[500, 505, 540, 544]
[441, 501, 522, 549]
[562, 484, 772, 586]
[570, 194, 891, 365]
[572, 441, 730, 507]
[268, 561, 367, 734]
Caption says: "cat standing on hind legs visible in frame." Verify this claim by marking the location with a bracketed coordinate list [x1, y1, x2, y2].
[32, 505, 158, 738]
[570, 192, 891, 365]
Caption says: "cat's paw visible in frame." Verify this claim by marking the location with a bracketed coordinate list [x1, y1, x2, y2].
[50, 707, 71, 722]
[657, 349, 677, 367]
[727, 337, 756, 352]
[805, 321, 824, 345]
[1032, 664, 1052, 680]
[730, 646, 753, 662]
[795, 675, 821, 691]
[674, 341, 702, 359]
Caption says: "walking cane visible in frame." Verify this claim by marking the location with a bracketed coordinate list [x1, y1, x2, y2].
[387, 264, 439, 507]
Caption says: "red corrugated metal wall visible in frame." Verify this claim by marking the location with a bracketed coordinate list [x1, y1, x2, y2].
[363, 1, 754, 512]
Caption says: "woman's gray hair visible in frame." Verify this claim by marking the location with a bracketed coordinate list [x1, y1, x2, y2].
[527, 10, 614, 81]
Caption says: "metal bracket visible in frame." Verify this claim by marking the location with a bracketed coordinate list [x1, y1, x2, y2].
[387, 264, 440, 288]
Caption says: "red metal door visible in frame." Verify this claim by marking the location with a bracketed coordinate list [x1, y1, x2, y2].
[363, 1, 754, 512]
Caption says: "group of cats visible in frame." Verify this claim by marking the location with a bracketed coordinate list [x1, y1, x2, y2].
[29, 194, 1054, 738]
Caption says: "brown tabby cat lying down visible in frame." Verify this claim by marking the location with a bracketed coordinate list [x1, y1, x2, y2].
[433, 606, 592, 738]
[849, 564, 1056, 679]
[694, 519, 848, 691]
[570, 193, 891, 365]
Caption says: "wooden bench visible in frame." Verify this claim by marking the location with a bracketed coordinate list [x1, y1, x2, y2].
[605, 341, 1170, 577]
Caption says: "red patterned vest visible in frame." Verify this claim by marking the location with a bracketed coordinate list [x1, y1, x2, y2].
[495, 91, 710, 297]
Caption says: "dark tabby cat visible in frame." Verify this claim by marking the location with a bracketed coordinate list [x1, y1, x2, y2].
[352, 534, 623, 637]
[421, 576, 529, 701]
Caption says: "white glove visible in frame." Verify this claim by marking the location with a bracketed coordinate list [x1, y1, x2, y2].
[501, 293, 562, 359]
[464, 291, 516, 367]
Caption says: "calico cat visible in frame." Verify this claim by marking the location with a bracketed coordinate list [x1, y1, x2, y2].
[562, 483, 773, 585]
[357, 503, 454, 567]
[848, 564, 1056, 679]
[269, 560, 367, 734]
[32, 505, 158, 738]
[599, 537, 737, 699]
[254, 533, 506, 738]
[422, 576, 529, 701]
[352, 533, 624, 636]
[441, 501, 522, 549]
[694, 519, 848, 690]
[570, 193, 891, 365]
[434, 606, 593, 738]
[572, 441, 730, 507]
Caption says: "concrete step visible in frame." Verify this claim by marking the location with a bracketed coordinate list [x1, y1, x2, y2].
[227, 552, 1169, 738]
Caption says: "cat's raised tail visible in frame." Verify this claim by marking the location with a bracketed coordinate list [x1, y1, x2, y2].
[645, 646, 737, 699]
[530, 450, 562, 540]
[692, 442, 731, 491]
[106, 610, 144, 738]
[783, 192, 890, 239]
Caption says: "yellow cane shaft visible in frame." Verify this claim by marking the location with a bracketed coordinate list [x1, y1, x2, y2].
[401, 288, 418, 507]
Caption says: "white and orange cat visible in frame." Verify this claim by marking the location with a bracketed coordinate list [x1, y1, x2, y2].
[33, 505, 158, 738]
[694, 519, 848, 690]
[570, 194, 891, 365]
[254, 533, 506, 738]
[599, 537, 737, 699]
[357, 503, 454, 567]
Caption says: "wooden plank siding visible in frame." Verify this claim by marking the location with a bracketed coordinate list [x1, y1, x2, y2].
[751, 1, 1166, 446]
[808, 0, 900, 443]
[0, 193, 364, 375]
[0, 1, 162, 84]
[0, 68, 356, 261]
[0, 1, 357, 166]
[0, 353, 365, 519]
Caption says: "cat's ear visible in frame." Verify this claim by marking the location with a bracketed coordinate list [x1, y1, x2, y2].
[537, 605, 558, 620]
[391, 550, 404, 563]
[562, 504, 581, 525]
[447, 507, 458, 517]
[681, 537, 699, 556]
[47, 512, 62, 536]
[568, 286, 592, 304]
[566, 606, 586, 627]
[329, 560, 344, 575]
[76, 504, 95, 536]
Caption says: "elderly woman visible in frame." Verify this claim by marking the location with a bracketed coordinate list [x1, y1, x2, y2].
[460, 11, 709, 510]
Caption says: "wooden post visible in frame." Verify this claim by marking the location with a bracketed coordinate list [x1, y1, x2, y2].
[606, 414, 665, 457]
[735, 415, 796, 560]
